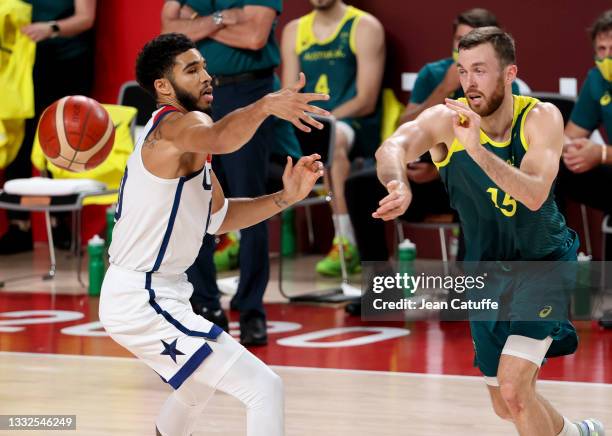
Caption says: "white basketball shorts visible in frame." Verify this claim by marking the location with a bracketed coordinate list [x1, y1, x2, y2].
[99, 264, 244, 389]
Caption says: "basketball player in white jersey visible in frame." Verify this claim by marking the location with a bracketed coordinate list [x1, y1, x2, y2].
[98, 33, 328, 436]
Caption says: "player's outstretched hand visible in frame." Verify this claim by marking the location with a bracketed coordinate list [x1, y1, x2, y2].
[445, 98, 481, 154]
[372, 180, 412, 221]
[263, 73, 331, 132]
[281, 154, 324, 205]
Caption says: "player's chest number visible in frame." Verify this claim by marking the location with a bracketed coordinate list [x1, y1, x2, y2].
[486, 187, 516, 217]
[315, 74, 330, 95]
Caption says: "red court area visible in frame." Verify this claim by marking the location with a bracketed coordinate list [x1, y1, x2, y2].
[1, 291, 611, 384]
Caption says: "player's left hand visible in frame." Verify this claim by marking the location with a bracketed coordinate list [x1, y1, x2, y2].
[280, 154, 324, 205]
[562, 138, 602, 174]
[445, 98, 482, 156]
[21, 22, 53, 42]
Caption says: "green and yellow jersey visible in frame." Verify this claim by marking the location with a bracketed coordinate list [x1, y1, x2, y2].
[295, 6, 381, 156]
[435, 95, 575, 261]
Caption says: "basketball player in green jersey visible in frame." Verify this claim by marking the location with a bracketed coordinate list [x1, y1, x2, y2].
[375, 27, 604, 436]
[281, 0, 385, 277]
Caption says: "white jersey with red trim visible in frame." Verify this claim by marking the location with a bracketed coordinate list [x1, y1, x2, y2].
[108, 106, 217, 276]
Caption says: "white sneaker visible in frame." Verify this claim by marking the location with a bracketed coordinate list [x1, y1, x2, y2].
[576, 419, 605, 436]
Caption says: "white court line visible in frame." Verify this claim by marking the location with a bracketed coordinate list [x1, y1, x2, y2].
[2, 351, 611, 389]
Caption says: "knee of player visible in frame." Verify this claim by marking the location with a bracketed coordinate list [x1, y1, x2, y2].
[491, 398, 514, 422]
[260, 371, 284, 404]
[498, 380, 532, 413]
[333, 143, 349, 159]
[269, 371, 284, 395]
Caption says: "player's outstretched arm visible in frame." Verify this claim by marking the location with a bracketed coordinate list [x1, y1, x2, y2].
[213, 154, 324, 234]
[373, 105, 449, 221]
[170, 73, 329, 155]
[445, 99, 563, 211]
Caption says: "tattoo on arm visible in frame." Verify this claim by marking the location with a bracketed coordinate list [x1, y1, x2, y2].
[273, 193, 289, 209]
[144, 128, 162, 149]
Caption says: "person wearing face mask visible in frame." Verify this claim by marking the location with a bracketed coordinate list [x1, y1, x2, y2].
[375, 26, 604, 436]
[343, 11, 519, 318]
[558, 9, 612, 258]
[399, 8, 519, 125]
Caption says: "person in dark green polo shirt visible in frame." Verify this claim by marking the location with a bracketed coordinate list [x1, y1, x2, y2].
[0, 0, 96, 255]
[400, 8, 523, 125]
[162, 0, 290, 346]
[558, 9, 612, 258]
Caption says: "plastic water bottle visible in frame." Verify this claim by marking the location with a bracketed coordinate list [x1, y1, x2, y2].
[280, 208, 296, 257]
[398, 239, 417, 297]
[88, 235, 105, 296]
[574, 252, 592, 319]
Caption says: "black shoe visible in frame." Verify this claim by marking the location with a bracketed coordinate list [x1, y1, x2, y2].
[345, 298, 361, 316]
[0, 224, 33, 255]
[192, 304, 229, 332]
[599, 309, 612, 329]
[240, 312, 268, 346]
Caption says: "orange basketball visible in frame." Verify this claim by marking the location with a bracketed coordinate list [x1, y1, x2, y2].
[38, 96, 115, 172]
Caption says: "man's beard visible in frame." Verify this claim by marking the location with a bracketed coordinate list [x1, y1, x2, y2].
[312, 0, 337, 11]
[467, 76, 505, 117]
[171, 80, 212, 116]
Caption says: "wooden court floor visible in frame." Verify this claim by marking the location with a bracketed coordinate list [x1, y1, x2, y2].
[2, 352, 612, 436]
[1, 247, 612, 435]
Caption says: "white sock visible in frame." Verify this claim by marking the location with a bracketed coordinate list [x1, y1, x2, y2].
[557, 417, 581, 436]
[334, 214, 356, 245]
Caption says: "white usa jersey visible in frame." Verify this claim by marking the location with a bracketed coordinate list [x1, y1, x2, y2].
[109, 106, 219, 276]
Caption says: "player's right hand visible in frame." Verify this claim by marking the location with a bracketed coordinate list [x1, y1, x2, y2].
[263, 72, 330, 132]
[372, 180, 412, 221]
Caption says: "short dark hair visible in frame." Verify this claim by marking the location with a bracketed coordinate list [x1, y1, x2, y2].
[589, 9, 612, 42]
[453, 8, 498, 32]
[135, 33, 197, 97]
[458, 26, 516, 67]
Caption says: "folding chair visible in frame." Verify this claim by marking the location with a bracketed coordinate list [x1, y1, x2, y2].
[0, 178, 116, 287]
[278, 114, 357, 303]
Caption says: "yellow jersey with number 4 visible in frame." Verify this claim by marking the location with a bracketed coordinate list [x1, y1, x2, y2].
[296, 5, 365, 111]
